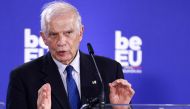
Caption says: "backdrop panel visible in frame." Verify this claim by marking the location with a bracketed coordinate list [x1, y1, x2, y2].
[0, 0, 190, 104]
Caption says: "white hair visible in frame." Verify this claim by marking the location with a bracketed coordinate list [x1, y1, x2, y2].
[40, 1, 82, 33]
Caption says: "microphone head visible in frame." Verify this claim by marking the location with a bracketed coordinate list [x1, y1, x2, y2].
[87, 43, 94, 55]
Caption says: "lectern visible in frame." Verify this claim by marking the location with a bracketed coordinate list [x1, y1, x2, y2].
[81, 104, 190, 109]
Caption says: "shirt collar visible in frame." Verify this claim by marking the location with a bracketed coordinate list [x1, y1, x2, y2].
[52, 50, 80, 74]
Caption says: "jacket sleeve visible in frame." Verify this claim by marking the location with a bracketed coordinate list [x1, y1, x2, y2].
[6, 71, 28, 109]
[116, 62, 124, 79]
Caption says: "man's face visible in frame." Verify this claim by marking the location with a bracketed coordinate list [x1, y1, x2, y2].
[41, 13, 83, 64]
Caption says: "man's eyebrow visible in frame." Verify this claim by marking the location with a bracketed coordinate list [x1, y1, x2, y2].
[48, 31, 58, 35]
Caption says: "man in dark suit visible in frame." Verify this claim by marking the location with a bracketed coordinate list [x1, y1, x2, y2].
[6, 1, 134, 109]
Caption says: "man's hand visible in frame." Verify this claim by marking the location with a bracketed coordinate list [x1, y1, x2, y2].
[37, 83, 51, 109]
[109, 79, 135, 104]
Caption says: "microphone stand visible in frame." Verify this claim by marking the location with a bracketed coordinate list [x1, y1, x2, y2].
[87, 43, 105, 109]
[80, 98, 99, 109]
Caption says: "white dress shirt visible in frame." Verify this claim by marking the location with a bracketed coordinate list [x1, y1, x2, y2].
[52, 50, 81, 98]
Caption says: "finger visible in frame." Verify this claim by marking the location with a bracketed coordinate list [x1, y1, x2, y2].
[128, 87, 135, 96]
[109, 83, 116, 94]
[111, 79, 127, 85]
[111, 79, 135, 96]
[40, 92, 47, 107]
[131, 88, 135, 96]
[46, 83, 51, 104]
[111, 79, 132, 88]
[46, 83, 51, 98]
[37, 93, 44, 109]
[120, 79, 132, 87]
[38, 83, 48, 96]
[38, 90, 47, 107]
[37, 83, 51, 108]
[38, 85, 47, 103]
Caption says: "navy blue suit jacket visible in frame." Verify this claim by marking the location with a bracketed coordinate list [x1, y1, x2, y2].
[6, 51, 124, 109]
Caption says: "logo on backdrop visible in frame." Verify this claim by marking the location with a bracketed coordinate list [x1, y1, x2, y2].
[24, 28, 48, 63]
[115, 30, 143, 74]
[24, 28, 143, 74]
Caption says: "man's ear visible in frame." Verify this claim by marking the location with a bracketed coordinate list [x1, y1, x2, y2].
[40, 31, 48, 46]
[79, 26, 84, 41]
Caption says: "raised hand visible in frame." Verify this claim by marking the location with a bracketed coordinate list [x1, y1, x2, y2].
[37, 83, 51, 109]
[109, 79, 135, 104]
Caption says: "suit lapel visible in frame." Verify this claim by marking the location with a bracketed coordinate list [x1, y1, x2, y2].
[42, 53, 70, 109]
[41, 52, 102, 108]
[80, 52, 101, 105]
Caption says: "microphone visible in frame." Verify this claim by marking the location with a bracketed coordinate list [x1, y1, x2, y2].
[87, 43, 105, 108]
[87, 43, 94, 55]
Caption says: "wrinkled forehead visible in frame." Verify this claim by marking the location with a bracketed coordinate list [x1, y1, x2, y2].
[46, 11, 78, 32]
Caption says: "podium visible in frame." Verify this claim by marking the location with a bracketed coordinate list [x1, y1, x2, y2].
[81, 104, 190, 109]
[1, 102, 190, 109]
[0, 101, 4, 109]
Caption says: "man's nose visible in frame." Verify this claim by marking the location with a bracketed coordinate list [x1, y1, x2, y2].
[57, 34, 67, 47]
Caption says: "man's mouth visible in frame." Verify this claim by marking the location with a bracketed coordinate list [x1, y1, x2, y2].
[57, 51, 67, 56]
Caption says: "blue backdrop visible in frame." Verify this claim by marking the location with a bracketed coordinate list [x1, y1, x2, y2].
[1, 0, 190, 106]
